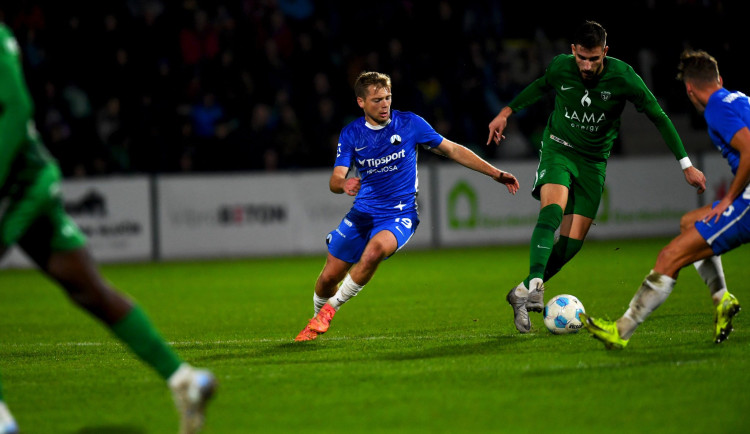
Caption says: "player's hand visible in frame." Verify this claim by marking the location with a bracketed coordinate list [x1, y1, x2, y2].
[684, 166, 706, 194]
[344, 177, 361, 196]
[487, 109, 511, 146]
[493, 171, 520, 195]
[701, 197, 731, 224]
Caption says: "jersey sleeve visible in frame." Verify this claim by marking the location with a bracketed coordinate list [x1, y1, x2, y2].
[410, 113, 443, 149]
[0, 26, 35, 186]
[625, 66, 688, 160]
[333, 127, 354, 169]
[508, 55, 558, 112]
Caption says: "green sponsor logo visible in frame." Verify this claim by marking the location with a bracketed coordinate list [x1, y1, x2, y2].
[447, 181, 477, 228]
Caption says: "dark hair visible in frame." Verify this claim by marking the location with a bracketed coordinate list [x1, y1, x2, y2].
[573, 20, 607, 49]
[677, 49, 720, 84]
[354, 71, 391, 99]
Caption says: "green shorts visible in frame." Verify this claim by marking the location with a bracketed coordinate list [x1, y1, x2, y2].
[0, 164, 86, 260]
[531, 142, 607, 219]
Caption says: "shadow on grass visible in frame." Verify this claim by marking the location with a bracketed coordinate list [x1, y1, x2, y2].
[75, 426, 146, 434]
[194, 332, 547, 366]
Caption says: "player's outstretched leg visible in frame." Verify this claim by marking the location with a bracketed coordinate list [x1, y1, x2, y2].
[0, 401, 18, 434]
[714, 292, 741, 343]
[169, 364, 217, 434]
[580, 313, 629, 350]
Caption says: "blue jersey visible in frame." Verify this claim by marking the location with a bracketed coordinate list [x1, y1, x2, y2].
[705, 88, 750, 200]
[334, 110, 443, 215]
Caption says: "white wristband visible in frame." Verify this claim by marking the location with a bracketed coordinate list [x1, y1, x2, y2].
[679, 157, 692, 170]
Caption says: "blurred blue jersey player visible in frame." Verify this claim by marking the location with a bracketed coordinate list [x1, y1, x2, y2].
[295, 71, 520, 341]
[582, 50, 749, 349]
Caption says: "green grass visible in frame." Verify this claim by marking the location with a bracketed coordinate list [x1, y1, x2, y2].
[1, 238, 748, 433]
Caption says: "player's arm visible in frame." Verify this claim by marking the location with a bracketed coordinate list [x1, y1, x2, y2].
[431, 138, 519, 194]
[329, 165, 360, 196]
[702, 126, 750, 223]
[487, 75, 549, 146]
[633, 73, 706, 193]
[488, 56, 561, 146]
[0, 32, 33, 186]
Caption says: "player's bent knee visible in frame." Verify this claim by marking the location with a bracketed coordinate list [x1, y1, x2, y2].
[359, 248, 386, 268]
[679, 214, 696, 233]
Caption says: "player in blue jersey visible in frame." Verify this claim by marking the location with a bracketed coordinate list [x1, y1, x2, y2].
[581, 50, 749, 349]
[295, 71, 520, 341]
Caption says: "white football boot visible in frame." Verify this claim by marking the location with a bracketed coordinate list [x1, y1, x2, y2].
[169, 364, 217, 434]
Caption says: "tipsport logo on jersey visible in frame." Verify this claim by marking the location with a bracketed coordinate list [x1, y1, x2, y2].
[358, 149, 406, 175]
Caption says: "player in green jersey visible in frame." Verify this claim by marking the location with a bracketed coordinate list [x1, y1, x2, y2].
[0, 23, 215, 434]
[486, 20, 707, 334]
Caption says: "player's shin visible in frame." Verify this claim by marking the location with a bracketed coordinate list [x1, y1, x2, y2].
[693, 256, 727, 305]
[526, 204, 563, 285]
[327, 274, 364, 310]
[543, 236, 584, 281]
[618, 270, 675, 340]
[110, 305, 183, 380]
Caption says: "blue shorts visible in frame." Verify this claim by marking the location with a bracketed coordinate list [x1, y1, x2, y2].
[694, 198, 750, 255]
[326, 208, 419, 264]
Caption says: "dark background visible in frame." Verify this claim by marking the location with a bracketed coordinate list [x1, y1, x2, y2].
[1, 0, 743, 177]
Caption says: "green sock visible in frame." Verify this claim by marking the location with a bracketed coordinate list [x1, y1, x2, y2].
[110, 305, 183, 380]
[524, 204, 563, 287]
[543, 236, 584, 281]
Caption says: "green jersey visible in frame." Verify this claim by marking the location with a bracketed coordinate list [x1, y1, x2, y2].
[0, 23, 55, 200]
[509, 54, 687, 161]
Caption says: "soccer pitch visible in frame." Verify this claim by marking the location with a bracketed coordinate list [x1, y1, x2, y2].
[1, 238, 747, 433]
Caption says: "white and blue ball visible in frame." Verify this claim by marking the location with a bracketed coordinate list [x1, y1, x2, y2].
[543, 294, 585, 334]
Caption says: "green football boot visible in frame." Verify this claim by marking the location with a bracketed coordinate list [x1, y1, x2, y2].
[580, 313, 629, 350]
[714, 292, 741, 344]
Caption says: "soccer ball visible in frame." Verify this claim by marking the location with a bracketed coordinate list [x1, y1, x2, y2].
[543, 294, 586, 334]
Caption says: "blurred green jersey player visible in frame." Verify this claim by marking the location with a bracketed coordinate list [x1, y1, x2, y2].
[0, 23, 215, 434]
[487, 20, 707, 333]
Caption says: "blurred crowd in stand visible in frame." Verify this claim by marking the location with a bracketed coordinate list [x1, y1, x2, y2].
[0, 0, 742, 177]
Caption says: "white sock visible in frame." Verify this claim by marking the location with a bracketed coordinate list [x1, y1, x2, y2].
[327, 274, 364, 310]
[693, 256, 727, 306]
[528, 277, 544, 294]
[0, 401, 17, 428]
[167, 363, 193, 389]
[313, 293, 329, 315]
[513, 281, 530, 297]
[618, 270, 675, 340]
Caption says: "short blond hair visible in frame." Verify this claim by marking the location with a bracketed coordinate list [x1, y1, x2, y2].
[354, 71, 391, 99]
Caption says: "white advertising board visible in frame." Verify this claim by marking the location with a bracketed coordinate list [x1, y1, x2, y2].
[436, 156, 703, 246]
[157, 169, 434, 260]
[2, 177, 153, 267]
[587, 156, 701, 239]
[436, 159, 542, 246]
